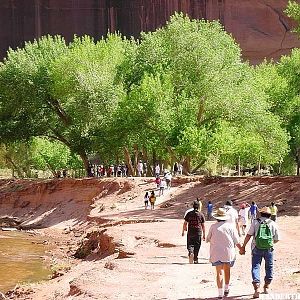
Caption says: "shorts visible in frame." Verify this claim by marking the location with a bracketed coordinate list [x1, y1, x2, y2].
[212, 260, 235, 267]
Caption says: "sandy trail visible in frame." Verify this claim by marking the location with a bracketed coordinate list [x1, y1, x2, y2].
[1, 177, 299, 299]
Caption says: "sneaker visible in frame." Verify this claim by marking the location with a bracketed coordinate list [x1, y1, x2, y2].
[194, 259, 198, 264]
[224, 289, 229, 297]
[188, 253, 194, 264]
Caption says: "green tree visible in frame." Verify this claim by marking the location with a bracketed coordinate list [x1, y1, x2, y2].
[0, 35, 131, 175]
[118, 14, 289, 173]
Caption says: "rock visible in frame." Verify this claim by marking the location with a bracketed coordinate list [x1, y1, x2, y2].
[0, 291, 6, 299]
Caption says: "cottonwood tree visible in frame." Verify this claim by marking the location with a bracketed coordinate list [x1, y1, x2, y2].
[118, 14, 289, 173]
[0, 35, 131, 174]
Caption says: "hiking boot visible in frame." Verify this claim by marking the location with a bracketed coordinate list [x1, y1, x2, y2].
[263, 283, 270, 294]
[252, 283, 260, 299]
[194, 259, 198, 264]
[188, 253, 194, 264]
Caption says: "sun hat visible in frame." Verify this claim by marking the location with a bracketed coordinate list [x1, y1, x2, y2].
[212, 208, 230, 221]
[259, 206, 272, 215]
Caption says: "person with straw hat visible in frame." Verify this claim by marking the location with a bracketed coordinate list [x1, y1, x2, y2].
[240, 206, 280, 298]
[206, 207, 243, 299]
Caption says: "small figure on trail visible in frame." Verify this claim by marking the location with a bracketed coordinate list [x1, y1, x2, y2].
[269, 202, 278, 222]
[137, 160, 143, 177]
[155, 176, 161, 188]
[182, 200, 205, 264]
[178, 163, 183, 175]
[56, 170, 61, 178]
[173, 162, 178, 175]
[62, 169, 67, 178]
[149, 191, 156, 210]
[250, 201, 258, 222]
[144, 192, 149, 209]
[224, 200, 241, 237]
[207, 200, 213, 220]
[184, 198, 202, 218]
[143, 162, 148, 176]
[238, 203, 250, 235]
[155, 163, 160, 177]
[240, 206, 280, 298]
[159, 179, 166, 196]
[164, 172, 172, 189]
[206, 208, 243, 299]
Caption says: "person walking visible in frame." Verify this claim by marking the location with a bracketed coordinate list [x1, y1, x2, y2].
[240, 207, 280, 298]
[250, 201, 259, 223]
[182, 200, 205, 264]
[155, 163, 160, 177]
[207, 200, 213, 220]
[224, 200, 241, 237]
[149, 191, 156, 210]
[269, 202, 278, 222]
[137, 160, 143, 177]
[144, 192, 149, 209]
[206, 208, 243, 299]
[238, 203, 250, 235]
[164, 172, 172, 189]
[159, 179, 166, 196]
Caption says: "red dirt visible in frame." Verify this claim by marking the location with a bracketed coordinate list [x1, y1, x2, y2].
[0, 176, 299, 299]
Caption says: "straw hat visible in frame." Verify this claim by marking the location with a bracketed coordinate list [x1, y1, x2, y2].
[212, 208, 229, 221]
[259, 206, 272, 215]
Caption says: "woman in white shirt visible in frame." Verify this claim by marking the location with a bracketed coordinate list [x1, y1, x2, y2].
[206, 208, 243, 299]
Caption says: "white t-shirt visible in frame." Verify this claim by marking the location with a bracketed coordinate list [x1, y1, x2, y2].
[238, 207, 250, 225]
[206, 221, 240, 263]
[224, 205, 239, 224]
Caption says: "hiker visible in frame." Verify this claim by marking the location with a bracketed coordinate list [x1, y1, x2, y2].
[159, 179, 166, 196]
[270, 202, 278, 222]
[184, 198, 202, 218]
[240, 207, 280, 298]
[224, 200, 241, 237]
[173, 162, 178, 175]
[155, 176, 161, 188]
[137, 160, 143, 177]
[164, 172, 172, 189]
[155, 163, 160, 177]
[250, 201, 259, 223]
[149, 191, 156, 210]
[182, 200, 205, 264]
[238, 203, 250, 235]
[206, 207, 243, 299]
[207, 201, 213, 220]
[144, 192, 149, 209]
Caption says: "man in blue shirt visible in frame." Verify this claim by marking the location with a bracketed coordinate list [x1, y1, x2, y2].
[250, 201, 258, 222]
[207, 201, 213, 220]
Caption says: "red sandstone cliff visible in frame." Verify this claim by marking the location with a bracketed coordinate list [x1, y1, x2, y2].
[0, 0, 300, 64]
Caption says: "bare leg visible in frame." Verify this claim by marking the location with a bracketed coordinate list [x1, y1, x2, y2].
[216, 265, 224, 288]
[223, 263, 231, 285]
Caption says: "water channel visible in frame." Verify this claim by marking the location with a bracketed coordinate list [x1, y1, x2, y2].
[0, 230, 51, 292]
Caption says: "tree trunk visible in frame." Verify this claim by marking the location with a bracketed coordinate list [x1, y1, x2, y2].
[258, 155, 261, 176]
[5, 156, 24, 178]
[133, 144, 139, 176]
[238, 156, 241, 176]
[79, 151, 89, 177]
[191, 159, 206, 174]
[124, 147, 134, 176]
[297, 148, 300, 176]
[182, 156, 191, 175]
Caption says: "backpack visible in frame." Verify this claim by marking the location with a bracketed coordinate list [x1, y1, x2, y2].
[255, 219, 273, 250]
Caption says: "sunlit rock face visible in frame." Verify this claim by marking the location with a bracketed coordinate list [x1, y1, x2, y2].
[1, 0, 300, 63]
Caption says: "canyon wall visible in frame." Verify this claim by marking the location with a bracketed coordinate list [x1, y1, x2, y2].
[1, 0, 300, 63]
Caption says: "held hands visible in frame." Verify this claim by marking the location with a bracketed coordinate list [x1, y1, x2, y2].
[239, 246, 246, 255]
[202, 236, 206, 241]
[181, 231, 185, 237]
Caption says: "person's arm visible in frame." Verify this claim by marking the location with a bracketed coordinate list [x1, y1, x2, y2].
[201, 223, 206, 241]
[182, 221, 187, 236]
[236, 219, 241, 237]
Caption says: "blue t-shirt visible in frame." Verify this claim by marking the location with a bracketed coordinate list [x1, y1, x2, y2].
[250, 204, 258, 215]
[207, 203, 213, 213]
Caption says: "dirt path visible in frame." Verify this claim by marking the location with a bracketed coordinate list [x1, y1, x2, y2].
[1, 177, 299, 299]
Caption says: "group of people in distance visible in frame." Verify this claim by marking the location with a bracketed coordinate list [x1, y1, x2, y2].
[182, 198, 279, 299]
[144, 171, 173, 209]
